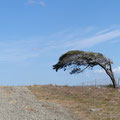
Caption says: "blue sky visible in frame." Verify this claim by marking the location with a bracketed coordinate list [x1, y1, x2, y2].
[0, 0, 120, 86]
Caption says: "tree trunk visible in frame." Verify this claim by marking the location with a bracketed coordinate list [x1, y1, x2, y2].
[99, 63, 117, 88]
[105, 69, 117, 88]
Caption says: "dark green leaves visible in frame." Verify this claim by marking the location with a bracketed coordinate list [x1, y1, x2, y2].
[53, 50, 111, 74]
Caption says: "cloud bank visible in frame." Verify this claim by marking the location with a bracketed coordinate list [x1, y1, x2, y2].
[35, 26, 120, 52]
[0, 26, 120, 63]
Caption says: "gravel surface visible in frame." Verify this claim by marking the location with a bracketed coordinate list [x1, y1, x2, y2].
[0, 86, 79, 120]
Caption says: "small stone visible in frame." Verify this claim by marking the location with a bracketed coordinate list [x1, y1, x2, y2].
[89, 108, 100, 112]
[97, 86, 101, 89]
[9, 100, 17, 104]
[118, 89, 120, 92]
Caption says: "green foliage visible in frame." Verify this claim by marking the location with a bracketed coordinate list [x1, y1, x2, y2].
[106, 84, 114, 88]
[53, 50, 117, 88]
[59, 50, 84, 61]
[59, 50, 104, 61]
[53, 50, 110, 73]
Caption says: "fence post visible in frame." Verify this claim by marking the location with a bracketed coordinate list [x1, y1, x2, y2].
[82, 82, 84, 87]
[95, 79, 97, 87]
[118, 78, 120, 87]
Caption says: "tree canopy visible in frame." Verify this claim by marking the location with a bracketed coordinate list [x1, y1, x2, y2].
[53, 50, 117, 88]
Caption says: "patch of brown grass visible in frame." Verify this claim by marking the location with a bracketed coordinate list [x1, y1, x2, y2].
[27, 85, 120, 120]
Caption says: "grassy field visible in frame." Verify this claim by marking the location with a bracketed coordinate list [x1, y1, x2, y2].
[27, 85, 120, 120]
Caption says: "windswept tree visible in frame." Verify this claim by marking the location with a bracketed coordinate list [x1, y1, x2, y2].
[53, 50, 117, 88]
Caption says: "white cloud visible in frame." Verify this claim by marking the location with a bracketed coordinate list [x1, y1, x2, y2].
[0, 40, 41, 62]
[73, 29, 120, 49]
[94, 69, 105, 73]
[27, 0, 46, 6]
[0, 26, 120, 63]
[96, 28, 112, 35]
[113, 66, 120, 74]
[23, 26, 120, 57]
[45, 27, 120, 51]
[94, 66, 120, 74]
[109, 40, 120, 44]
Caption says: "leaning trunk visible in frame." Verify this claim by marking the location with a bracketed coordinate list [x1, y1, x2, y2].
[99, 63, 117, 88]
[105, 69, 117, 88]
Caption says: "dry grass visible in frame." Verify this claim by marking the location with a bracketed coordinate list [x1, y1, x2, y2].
[27, 85, 120, 120]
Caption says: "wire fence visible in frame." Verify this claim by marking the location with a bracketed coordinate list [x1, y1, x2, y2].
[0, 77, 120, 87]
[78, 78, 120, 87]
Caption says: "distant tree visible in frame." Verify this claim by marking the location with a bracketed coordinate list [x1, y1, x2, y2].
[53, 50, 117, 88]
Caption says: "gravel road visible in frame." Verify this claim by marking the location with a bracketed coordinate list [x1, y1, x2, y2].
[0, 86, 79, 120]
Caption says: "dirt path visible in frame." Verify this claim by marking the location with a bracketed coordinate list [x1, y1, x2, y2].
[0, 86, 79, 120]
